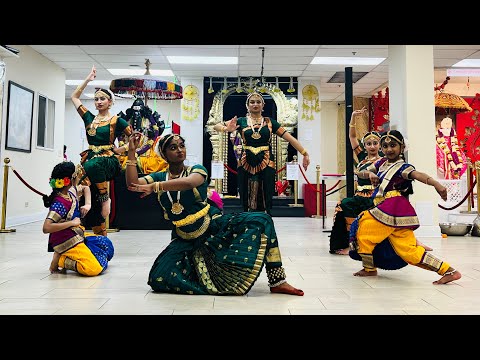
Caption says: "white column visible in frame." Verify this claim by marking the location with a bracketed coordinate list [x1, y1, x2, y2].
[297, 78, 322, 199]
[179, 77, 204, 166]
[389, 45, 439, 236]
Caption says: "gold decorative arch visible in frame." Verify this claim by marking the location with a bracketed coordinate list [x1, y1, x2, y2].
[205, 82, 298, 193]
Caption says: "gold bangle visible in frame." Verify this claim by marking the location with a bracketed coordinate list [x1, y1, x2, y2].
[426, 177, 432, 185]
[300, 148, 308, 156]
[153, 181, 164, 193]
[126, 159, 137, 167]
[349, 123, 356, 128]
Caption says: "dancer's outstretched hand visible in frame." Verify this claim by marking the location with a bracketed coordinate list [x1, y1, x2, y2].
[128, 182, 154, 198]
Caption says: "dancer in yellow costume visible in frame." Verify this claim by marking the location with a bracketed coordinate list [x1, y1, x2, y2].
[350, 130, 461, 285]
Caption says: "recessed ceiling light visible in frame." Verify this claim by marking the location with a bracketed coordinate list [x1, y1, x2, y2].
[107, 69, 174, 76]
[166, 56, 238, 64]
[447, 68, 480, 76]
[65, 80, 111, 86]
[310, 57, 385, 65]
[451, 59, 480, 67]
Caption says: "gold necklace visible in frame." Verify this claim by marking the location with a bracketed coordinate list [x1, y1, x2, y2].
[248, 115, 264, 140]
[166, 169, 185, 215]
[87, 113, 111, 137]
[367, 155, 380, 162]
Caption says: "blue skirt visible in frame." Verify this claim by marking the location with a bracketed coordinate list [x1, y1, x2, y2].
[348, 217, 408, 270]
[84, 235, 114, 272]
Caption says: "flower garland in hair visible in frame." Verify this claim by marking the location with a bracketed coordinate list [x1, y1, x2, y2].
[436, 128, 464, 179]
[49, 177, 71, 189]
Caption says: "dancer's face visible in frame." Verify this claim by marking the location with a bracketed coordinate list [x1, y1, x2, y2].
[364, 138, 380, 156]
[165, 137, 186, 163]
[94, 95, 111, 111]
[247, 95, 264, 115]
[381, 140, 403, 162]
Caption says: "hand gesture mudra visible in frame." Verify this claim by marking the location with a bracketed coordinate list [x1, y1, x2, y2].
[436, 184, 448, 202]
[128, 182, 154, 198]
[128, 131, 142, 151]
[87, 65, 96, 82]
[352, 106, 367, 117]
[226, 116, 239, 132]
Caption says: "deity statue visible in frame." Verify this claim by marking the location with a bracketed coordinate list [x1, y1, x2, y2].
[436, 116, 467, 179]
[117, 98, 167, 174]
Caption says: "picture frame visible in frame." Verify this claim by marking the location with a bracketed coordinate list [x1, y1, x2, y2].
[5, 81, 34, 153]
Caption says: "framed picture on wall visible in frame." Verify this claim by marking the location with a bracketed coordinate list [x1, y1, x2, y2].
[5, 81, 34, 153]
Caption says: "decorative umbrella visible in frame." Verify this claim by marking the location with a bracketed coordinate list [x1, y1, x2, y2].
[434, 91, 472, 113]
[109, 59, 183, 105]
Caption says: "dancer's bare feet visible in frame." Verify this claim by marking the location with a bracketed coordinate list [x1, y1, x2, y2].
[334, 248, 350, 255]
[433, 270, 462, 285]
[101, 198, 111, 219]
[50, 252, 62, 273]
[416, 240, 433, 251]
[270, 282, 304, 296]
[353, 269, 377, 277]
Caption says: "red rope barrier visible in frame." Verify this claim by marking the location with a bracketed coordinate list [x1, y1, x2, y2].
[298, 166, 344, 193]
[12, 168, 47, 197]
[223, 163, 238, 175]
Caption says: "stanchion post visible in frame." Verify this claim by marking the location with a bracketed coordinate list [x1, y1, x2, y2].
[467, 163, 471, 212]
[312, 165, 321, 219]
[477, 164, 480, 216]
[106, 180, 119, 233]
[288, 155, 303, 208]
[0, 158, 16, 233]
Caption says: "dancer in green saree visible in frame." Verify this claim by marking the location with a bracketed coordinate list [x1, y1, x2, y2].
[126, 132, 304, 296]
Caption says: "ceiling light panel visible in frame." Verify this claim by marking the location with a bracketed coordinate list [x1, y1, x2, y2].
[167, 56, 238, 64]
[310, 57, 386, 65]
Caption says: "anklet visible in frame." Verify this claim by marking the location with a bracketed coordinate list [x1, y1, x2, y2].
[443, 269, 457, 276]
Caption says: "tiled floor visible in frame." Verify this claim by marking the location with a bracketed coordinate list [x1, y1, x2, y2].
[1, 215, 479, 315]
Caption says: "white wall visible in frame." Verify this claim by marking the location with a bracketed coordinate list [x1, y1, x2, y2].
[320, 101, 342, 204]
[178, 77, 204, 166]
[297, 78, 322, 199]
[64, 98, 181, 165]
[1, 45, 66, 226]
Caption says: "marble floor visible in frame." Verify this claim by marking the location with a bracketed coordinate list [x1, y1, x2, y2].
[1, 215, 479, 316]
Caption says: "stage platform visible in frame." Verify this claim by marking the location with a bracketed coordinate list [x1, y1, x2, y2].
[85, 174, 306, 231]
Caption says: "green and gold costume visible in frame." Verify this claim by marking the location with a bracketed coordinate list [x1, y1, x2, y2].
[236, 116, 286, 215]
[143, 164, 288, 295]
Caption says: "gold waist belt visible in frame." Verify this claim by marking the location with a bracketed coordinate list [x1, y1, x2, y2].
[172, 204, 210, 227]
[175, 214, 210, 240]
[374, 190, 402, 205]
[356, 184, 375, 191]
[89, 144, 114, 152]
[243, 145, 269, 155]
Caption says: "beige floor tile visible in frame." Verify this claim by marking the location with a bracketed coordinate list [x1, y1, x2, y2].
[1, 217, 478, 315]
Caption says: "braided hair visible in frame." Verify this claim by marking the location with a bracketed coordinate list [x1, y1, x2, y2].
[42, 161, 76, 208]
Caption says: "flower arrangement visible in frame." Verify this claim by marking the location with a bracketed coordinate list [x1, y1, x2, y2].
[49, 177, 71, 189]
[436, 128, 464, 179]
